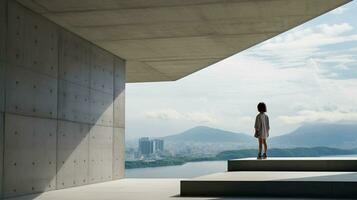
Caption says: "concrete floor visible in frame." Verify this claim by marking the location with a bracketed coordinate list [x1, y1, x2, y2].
[7, 178, 355, 200]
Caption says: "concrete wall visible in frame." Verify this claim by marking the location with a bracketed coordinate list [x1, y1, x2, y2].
[0, 1, 126, 198]
[1, 0, 7, 197]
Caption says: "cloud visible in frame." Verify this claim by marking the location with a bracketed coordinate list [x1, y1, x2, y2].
[144, 109, 217, 123]
[278, 110, 357, 125]
[259, 23, 354, 50]
[330, 7, 348, 15]
[248, 23, 357, 69]
[314, 54, 356, 66]
[319, 23, 353, 35]
[145, 109, 182, 120]
[186, 112, 217, 123]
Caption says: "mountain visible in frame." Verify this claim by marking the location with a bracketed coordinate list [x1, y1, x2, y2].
[271, 123, 357, 149]
[127, 123, 357, 156]
[161, 126, 256, 155]
[162, 126, 254, 143]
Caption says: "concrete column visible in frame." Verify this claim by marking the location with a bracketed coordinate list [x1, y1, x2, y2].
[113, 58, 126, 179]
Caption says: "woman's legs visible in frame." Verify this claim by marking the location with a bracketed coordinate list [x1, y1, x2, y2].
[258, 138, 263, 155]
[262, 139, 268, 154]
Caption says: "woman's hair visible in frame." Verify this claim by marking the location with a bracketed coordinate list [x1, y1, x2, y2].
[257, 102, 267, 112]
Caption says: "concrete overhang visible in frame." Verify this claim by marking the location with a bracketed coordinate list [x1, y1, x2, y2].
[17, 0, 351, 83]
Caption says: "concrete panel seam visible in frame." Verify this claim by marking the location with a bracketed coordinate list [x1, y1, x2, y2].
[56, 80, 114, 100]
[2, 111, 115, 129]
[112, 56, 115, 180]
[55, 23, 61, 190]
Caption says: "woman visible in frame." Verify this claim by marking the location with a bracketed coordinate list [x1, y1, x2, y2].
[254, 102, 270, 159]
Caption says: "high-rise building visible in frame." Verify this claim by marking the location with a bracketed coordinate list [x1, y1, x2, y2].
[138, 138, 164, 155]
[139, 137, 154, 155]
[153, 139, 164, 152]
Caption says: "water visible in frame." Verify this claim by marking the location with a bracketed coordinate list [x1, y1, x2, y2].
[125, 154, 357, 178]
[329, 154, 357, 157]
[125, 160, 226, 178]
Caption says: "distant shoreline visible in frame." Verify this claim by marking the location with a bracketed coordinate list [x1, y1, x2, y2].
[125, 146, 357, 169]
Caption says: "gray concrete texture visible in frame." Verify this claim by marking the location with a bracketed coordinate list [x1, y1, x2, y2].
[181, 171, 357, 198]
[113, 128, 125, 179]
[0, 112, 4, 196]
[113, 58, 125, 129]
[0, 62, 4, 112]
[0, 0, 6, 61]
[56, 120, 90, 189]
[16, 0, 352, 82]
[4, 114, 57, 196]
[1, 0, 6, 196]
[0, 0, 6, 113]
[6, 178, 356, 200]
[0, 1, 126, 198]
[228, 157, 357, 172]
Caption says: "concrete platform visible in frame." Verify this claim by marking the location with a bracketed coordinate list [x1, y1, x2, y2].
[7, 178, 339, 200]
[181, 171, 357, 198]
[228, 157, 357, 171]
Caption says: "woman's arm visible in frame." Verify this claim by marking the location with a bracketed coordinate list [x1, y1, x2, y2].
[254, 115, 260, 131]
[254, 115, 258, 131]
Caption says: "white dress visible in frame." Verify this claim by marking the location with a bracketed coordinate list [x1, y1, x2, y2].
[254, 112, 270, 139]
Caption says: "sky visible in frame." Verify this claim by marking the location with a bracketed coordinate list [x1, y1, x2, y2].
[126, 1, 357, 140]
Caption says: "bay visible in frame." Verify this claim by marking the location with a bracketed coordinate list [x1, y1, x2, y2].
[125, 160, 226, 178]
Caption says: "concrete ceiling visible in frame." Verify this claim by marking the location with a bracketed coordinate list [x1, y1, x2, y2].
[17, 0, 351, 82]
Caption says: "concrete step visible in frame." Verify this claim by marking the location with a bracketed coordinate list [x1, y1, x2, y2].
[228, 157, 357, 171]
[180, 171, 357, 198]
